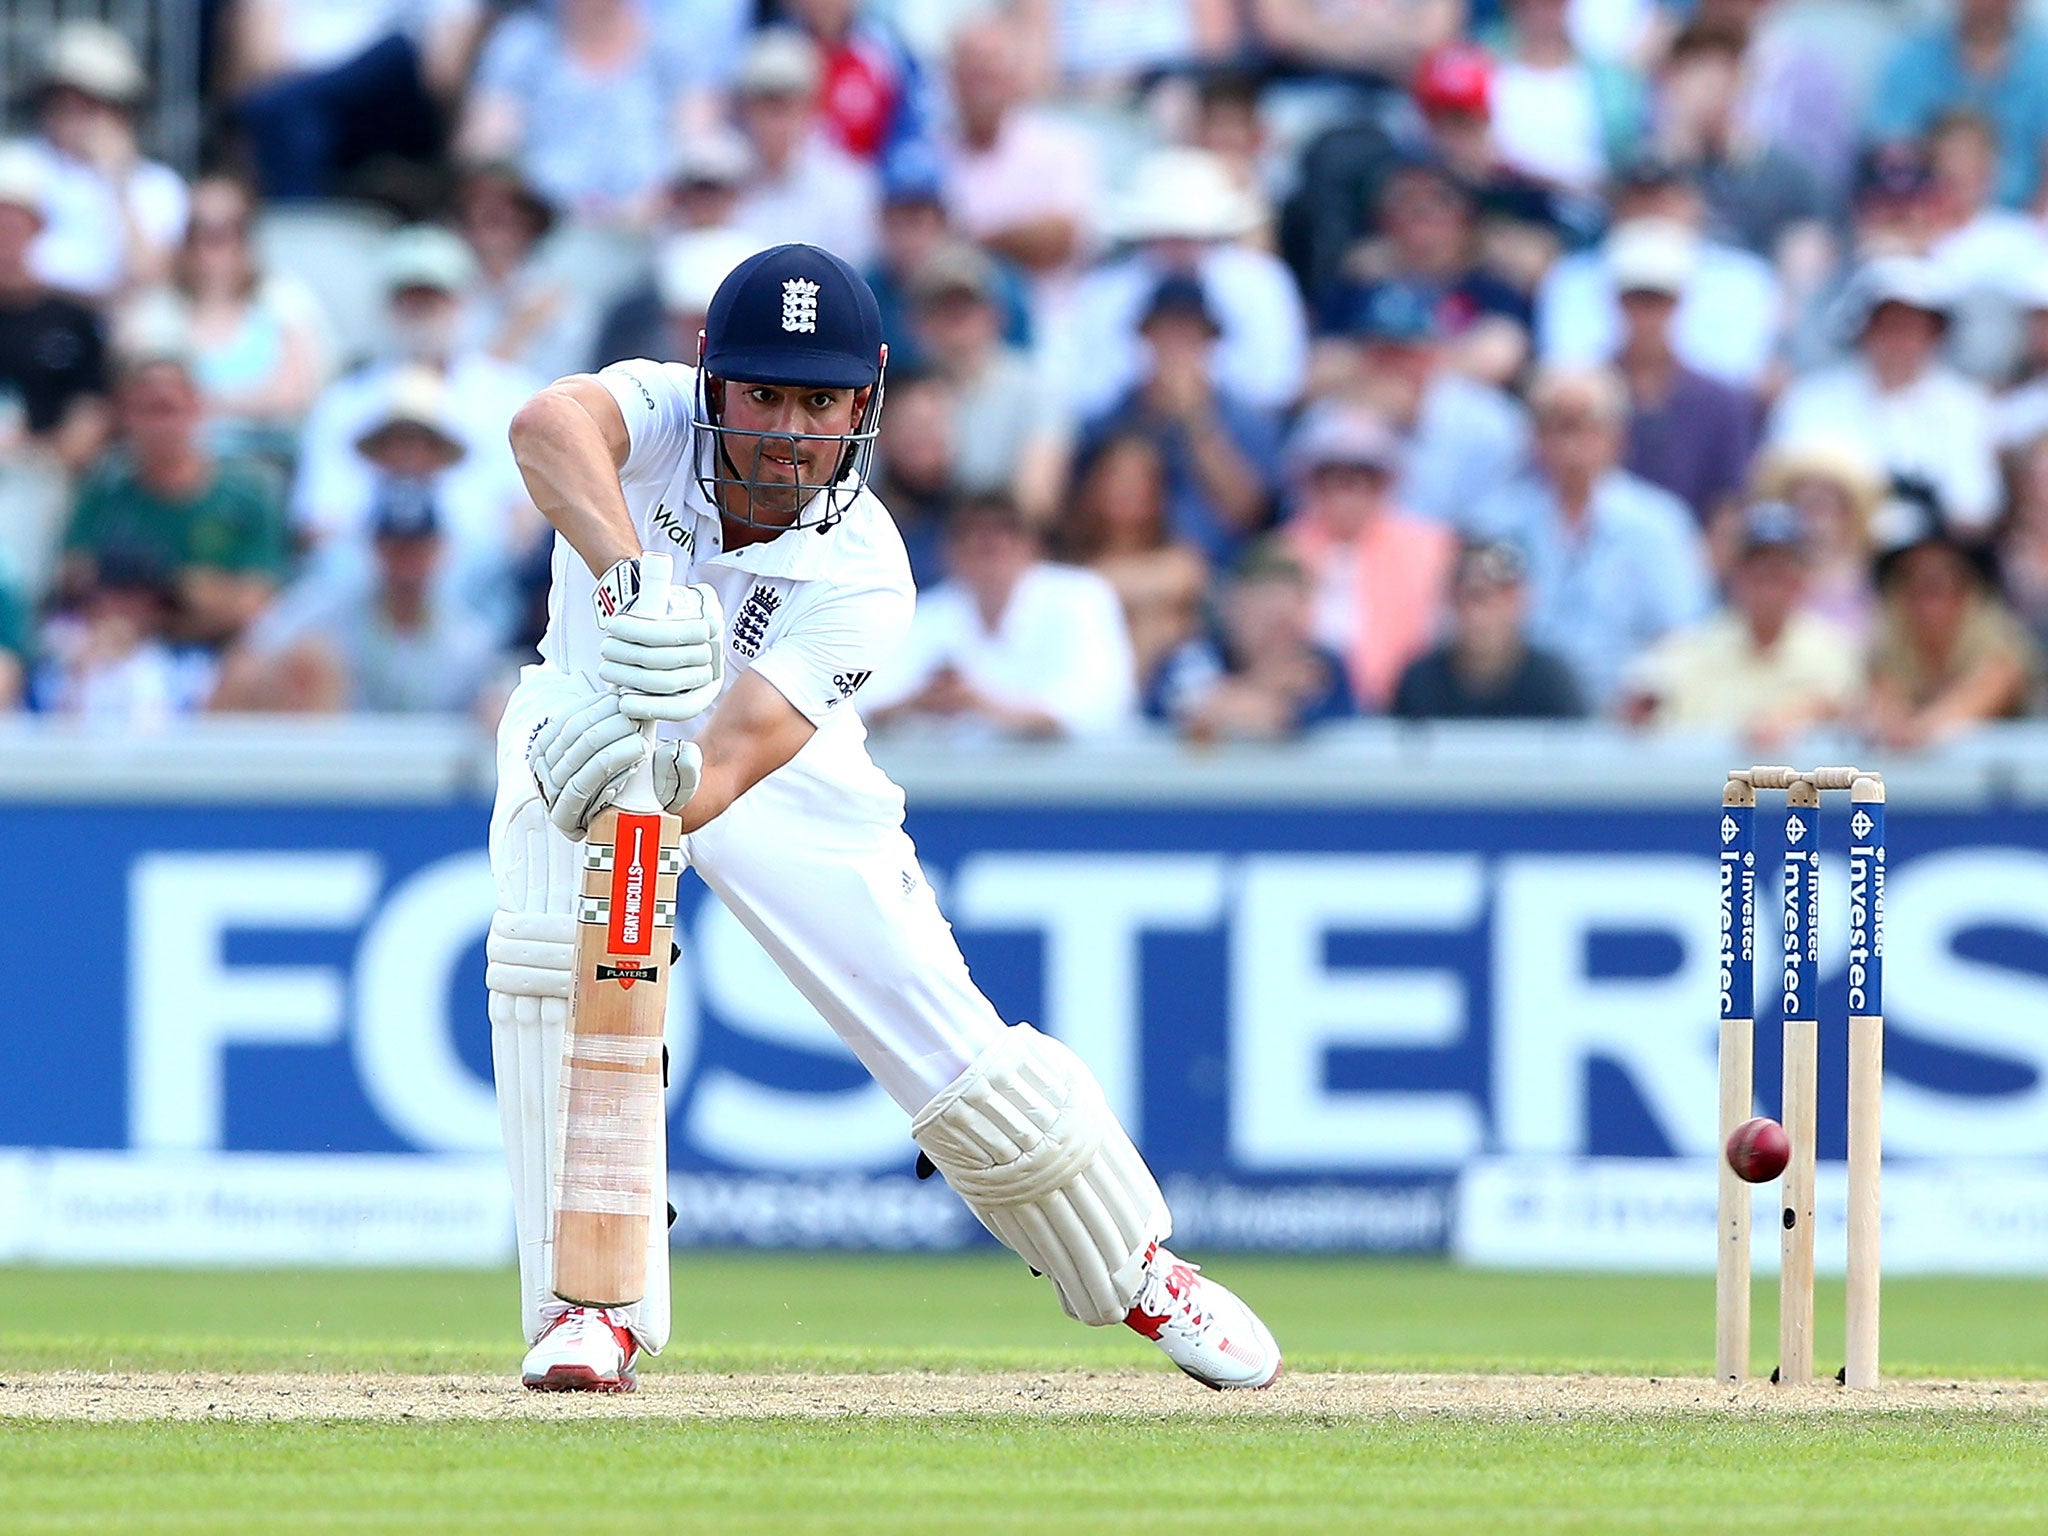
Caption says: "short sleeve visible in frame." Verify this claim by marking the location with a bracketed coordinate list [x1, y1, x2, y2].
[748, 580, 915, 727]
[597, 359, 698, 486]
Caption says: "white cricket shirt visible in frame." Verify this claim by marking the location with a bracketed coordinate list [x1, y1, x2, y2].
[535, 357, 916, 802]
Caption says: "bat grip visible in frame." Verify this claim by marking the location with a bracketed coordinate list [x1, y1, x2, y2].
[614, 551, 672, 815]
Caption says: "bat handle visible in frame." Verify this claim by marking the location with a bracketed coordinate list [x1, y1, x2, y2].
[615, 551, 672, 815]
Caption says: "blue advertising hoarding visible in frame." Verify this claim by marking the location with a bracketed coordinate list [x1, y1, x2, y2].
[3, 794, 2046, 1265]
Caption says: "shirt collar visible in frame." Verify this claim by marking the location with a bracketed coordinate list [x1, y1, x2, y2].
[699, 489, 864, 582]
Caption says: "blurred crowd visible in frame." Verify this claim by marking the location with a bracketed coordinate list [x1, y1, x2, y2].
[6, 0, 2048, 753]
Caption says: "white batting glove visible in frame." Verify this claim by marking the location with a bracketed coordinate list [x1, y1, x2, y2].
[530, 690, 642, 838]
[529, 689, 705, 839]
[595, 563, 725, 723]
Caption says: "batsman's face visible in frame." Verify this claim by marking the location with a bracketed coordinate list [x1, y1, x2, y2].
[721, 379, 867, 516]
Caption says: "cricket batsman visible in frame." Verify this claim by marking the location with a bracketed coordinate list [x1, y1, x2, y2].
[486, 243, 1283, 1392]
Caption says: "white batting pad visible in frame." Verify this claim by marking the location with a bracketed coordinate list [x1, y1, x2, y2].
[489, 673, 672, 1352]
[911, 1023, 1169, 1326]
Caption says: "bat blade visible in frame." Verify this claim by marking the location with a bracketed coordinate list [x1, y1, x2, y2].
[553, 801, 682, 1309]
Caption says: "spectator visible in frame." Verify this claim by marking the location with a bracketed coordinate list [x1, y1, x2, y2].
[1189, 72, 1269, 235]
[1780, 144, 1943, 376]
[1318, 159, 1530, 387]
[1058, 148, 1306, 419]
[1390, 44, 1591, 335]
[1471, 365, 1712, 708]
[1713, 0, 1859, 203]
[664, 129, 753, 236]
[215, 476, 502, 714]
[1993, 269, 2048, 450]
[1608, 219, 1759, 526]
[1924, 111, 2048, 382]
[459, 0, 694, 226]
[1866, 486, 2039, 748]
[909, 244, 1068, 522]
[1246, 0, 1458, 76]
[59, 350, 289, 649]
[1392, 540, 1584, 719]
[1621, 501, 1862, 750]
[867, 496, 1136, 740]
[450, 164, 591, 385]
[1018, 0, 1234, 89]
[869, 367, 960, 588]
[1998, 428, 2048, 646]
[230, 0, 484, 200]
[589, 138, 760, 368]
[940, 16, 1097, 292]
[1483, 0, 1645, 194]
[1310, 280, 1529, 528]
[32, 547, 210, 724]
[0, 144, 109, 475]
[121, 173, 332, 461]
[1534, 159, 1780, 388]
[730, 30, 881, 267]
[292, 229, 539, 626]
[866, 153, 1031, 369]
[1770, 257, 2001, 536]
[1410, 42, 1580, 248]
[782, 0, 936, 164]
[1654, 23, 1829, 270]
[22, 24, 187, 302]
[653, 228, 759, 365]
[1061, 430, 1207, 700]
[1869, 0, 2048, 211]
[1413, 42, 1498, 190]
[1280, 407, 1455, 711]
[1080, 274, 1279, 564]
[1751, 439, 1884, 636]
[1164, 541, 1353, 741]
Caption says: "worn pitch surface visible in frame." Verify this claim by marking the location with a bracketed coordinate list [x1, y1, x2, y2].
[6, 1369, 2047, 1422]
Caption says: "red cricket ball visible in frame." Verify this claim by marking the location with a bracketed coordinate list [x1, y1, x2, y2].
[1725, 1116, 1791, 1183]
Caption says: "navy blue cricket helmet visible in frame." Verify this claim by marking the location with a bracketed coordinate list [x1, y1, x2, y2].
[696, 243, 888, 530]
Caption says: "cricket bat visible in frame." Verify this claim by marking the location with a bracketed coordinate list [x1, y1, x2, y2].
[553, 552, 683, 1309]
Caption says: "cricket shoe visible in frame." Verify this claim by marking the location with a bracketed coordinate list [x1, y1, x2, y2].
[521, 1306, 639, 1393]
[1125, 1242, 1283, 1390]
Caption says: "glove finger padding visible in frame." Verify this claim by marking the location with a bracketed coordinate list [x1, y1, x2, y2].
[601, 658, 717, 696]
[598, 612, 716, 695]
[911, 1024, 1168, 1327]
[615, 583, 726, 722]
[530, 690, 647, 838]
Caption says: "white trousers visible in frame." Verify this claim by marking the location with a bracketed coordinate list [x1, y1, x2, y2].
[488, 668, 1010, 1350]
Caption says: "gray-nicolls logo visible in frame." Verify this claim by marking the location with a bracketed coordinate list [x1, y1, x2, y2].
[1720, 815, 1738, 844]
[731, 583, 783, 657]
[781, 277, 820, 333]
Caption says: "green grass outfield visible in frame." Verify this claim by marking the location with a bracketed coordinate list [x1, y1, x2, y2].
[2, 1256, 2045, 1534]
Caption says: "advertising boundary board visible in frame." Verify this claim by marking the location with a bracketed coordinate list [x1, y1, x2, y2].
[3, 790, 2047, 1267]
